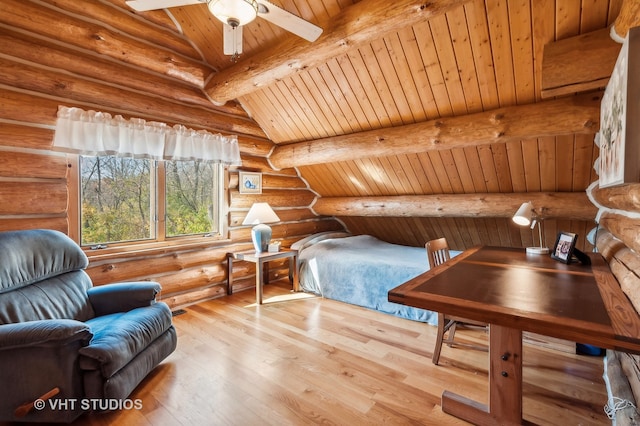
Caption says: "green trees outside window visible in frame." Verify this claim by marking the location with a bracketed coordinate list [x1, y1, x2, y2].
[165, 161, 220, 238]
[80, 156, 221, 246]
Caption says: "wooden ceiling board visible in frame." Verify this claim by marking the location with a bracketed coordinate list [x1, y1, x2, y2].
[395, 27, 436, 121]
[574, 133, 600, 190]
[429, 13, 470, 117]
[450, 148, 475, 193]
[382, 32, 426, 122]
[485, 0, 518, 107]
[477, 144, 502, 192]
[344, 50, 394, 128]
[531, 0, 557, 101]
[491, 142, 514, 193]
[405, 153, 436, 195]
[316, 61, 364, 133]
[447, 7, 485, 114]
[539, 136, 558, 191]
[464, 1, 501, 110]
[296, 69, 349, 136]
[272, 80, 316, 139]
[332, 55, 383, 130]
[290, 73, 341, 136]
[508, 0, 536, 105]
[581, 0, 612, 31]
[413, 21, 454, 118]
[522, 138, 543, 192]
[438, 150, 464, 193]
[357, 43, 406, 127]
[170, 5, 224, 70]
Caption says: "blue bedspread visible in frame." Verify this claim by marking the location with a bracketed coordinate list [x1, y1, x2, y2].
[297, 235, 456, 325]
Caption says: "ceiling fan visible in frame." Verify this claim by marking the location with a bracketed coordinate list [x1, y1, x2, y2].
[125, 0, 323, 59]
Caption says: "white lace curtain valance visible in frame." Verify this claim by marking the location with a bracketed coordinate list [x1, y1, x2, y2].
[52, 106, 242, 165]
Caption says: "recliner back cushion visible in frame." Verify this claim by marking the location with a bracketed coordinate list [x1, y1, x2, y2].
[0, 229, 89, 292]
[0, 270, 95, 324]
[0, 229, 95, 323]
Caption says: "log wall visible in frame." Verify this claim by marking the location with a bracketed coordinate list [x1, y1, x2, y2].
[0, 2, 342, 309]
[590, 187, 640, 425]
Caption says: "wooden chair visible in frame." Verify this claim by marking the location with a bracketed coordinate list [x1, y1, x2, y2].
[426, 238, 488, 365]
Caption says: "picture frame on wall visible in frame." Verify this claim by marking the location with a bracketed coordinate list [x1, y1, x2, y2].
[598, 26, 640, 188]
[551, 231, 578, 264]
[239, 172, 262, 194]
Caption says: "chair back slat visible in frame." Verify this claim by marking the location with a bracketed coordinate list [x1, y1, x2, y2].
[426, 237, 451, 269]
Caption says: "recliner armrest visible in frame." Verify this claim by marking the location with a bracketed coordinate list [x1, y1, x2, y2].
[0, 319, 91, 350]
[87, 282, 161, 316]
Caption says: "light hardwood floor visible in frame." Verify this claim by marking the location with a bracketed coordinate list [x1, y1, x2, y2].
[71, 280, 607, 425]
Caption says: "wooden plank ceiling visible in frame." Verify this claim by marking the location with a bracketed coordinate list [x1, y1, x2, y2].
[172, 0, 621, 250]
[63, 0, 629, 249]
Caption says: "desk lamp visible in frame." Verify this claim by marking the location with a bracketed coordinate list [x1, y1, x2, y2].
[243, 202, 280, 252]
[512, 201, 549, 255]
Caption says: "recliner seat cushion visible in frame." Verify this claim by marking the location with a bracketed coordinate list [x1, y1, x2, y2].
[80, 302, 174, 377]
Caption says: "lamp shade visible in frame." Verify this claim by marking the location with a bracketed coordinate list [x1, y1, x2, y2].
[242, 203, 280, 225]
[512, 202, 533, 226]
[208, 0, 258, 27]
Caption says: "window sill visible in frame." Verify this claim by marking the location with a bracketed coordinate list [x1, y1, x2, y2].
[84, 235, 232, 262]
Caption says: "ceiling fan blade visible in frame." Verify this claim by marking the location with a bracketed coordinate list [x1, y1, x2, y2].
[223, 24, 243, 55]
[125, 0, 205, 12]
[257, 1, 322, 43]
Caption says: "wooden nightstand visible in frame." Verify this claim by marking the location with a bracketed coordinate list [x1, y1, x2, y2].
[226, 248, 299, 304]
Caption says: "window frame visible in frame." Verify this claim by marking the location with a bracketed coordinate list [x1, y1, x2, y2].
[68, 155, 230, 253]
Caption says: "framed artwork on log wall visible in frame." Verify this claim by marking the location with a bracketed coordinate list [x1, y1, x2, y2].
[239, 172, 262, 194]
[597, 26, 639, 188]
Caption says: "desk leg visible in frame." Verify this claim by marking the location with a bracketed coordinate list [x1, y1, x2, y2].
[442, 325, 522, 426]
[256, 260, 264, 305]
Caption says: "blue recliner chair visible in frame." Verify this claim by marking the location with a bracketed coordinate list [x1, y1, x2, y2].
[0, 229, 177, 423]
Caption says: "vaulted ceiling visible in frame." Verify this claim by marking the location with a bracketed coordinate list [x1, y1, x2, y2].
[4, 0, 635, 250]
[159, 0, 625, 249]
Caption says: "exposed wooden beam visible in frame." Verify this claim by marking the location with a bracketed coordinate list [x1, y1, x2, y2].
[312, 192, 596, 220]
[269, 93, 601, 170]
[204, 0, 470, 104]
[611, 0, 640, 42]
[541, 28, 620, 99]
[0, 0, 212, 87]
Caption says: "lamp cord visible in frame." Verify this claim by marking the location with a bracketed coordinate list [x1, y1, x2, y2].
[605, 396, 637, 419]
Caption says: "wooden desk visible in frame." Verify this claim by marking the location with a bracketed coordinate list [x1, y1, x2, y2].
[227, 249, 299, 304]
[389, 246, 640, 426]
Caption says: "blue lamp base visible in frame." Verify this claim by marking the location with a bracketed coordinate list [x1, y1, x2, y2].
[251, 224, 272, 252]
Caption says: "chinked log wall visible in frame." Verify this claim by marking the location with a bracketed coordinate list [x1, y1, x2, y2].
[0, 1, 342, 309]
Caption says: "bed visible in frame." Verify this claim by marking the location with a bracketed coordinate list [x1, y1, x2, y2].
[292, 232, 461, 325]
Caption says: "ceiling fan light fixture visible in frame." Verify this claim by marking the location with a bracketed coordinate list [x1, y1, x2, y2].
[208, 0, 258, 27]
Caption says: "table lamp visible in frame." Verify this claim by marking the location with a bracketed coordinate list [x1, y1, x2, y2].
[512, 201, 549, 255]
[242, 202, 280, 252]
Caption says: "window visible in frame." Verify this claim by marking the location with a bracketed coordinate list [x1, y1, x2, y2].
[164, 160, 221, 238]
[79, 155, 223, 246]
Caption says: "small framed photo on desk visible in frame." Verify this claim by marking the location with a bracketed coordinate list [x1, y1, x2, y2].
[551, 231, 577, 264]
